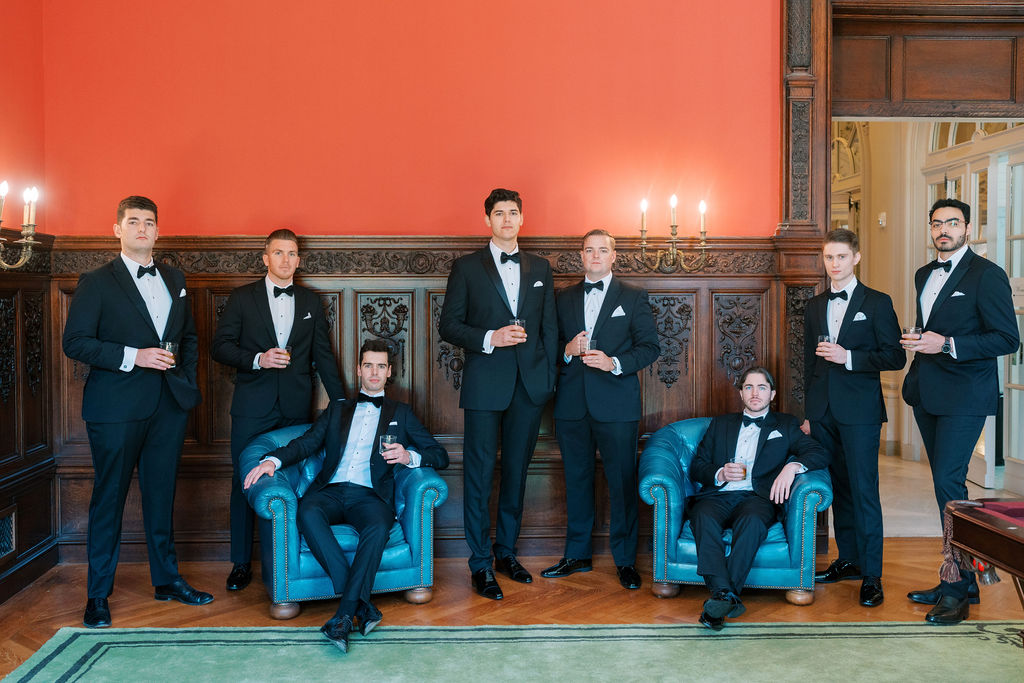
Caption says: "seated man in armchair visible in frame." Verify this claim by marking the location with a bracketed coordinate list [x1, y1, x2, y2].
[244, 339, 448, 652]
[689, 366, 828, 630]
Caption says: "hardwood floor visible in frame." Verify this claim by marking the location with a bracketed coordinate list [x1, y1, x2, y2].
[2, 538, 1022, 676]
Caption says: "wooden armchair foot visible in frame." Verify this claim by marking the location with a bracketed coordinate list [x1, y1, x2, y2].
[404, 587, 433, 604]
[651, 582, 681, 598]
[785, 589, 814, 606]
[269, 602, 301, 619]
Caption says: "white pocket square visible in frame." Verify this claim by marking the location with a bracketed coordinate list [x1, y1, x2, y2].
[767, 430, 783, 440]
[303, 312, 312, 320]
[389, 421, 398, 426]
[533, 280, 544, 287]
[178, 288, 186, 297]
[853, 311, 867, 321]
[951, 291, 965, 297]
[611, 305, 626, 317]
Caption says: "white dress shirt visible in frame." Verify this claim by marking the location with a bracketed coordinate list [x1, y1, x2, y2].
[482, 241, 521, 353]
[253, 276, 295, 370]
[920, 244, 969, 359]
[119, 253, 172, 372]
[719, 415, 762, 492]
[827, 276, 856, 370]
[562, 273, 621, 374]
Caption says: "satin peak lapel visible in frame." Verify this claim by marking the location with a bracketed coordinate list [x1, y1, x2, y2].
[111, 259, 160, 341]
[481, 250, 513, 316]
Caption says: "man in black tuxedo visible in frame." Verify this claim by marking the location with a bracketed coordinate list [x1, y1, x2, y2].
[689, 367, 829, 630]
[243, 339, 448, 652]
[212, 229, 345, 591]
[542, 229, 659, 590]
[62, 196, 211, 629]
[438, 188, 557, 599]
[901, 198, 1019, 625]
[803, 229, 904, 607]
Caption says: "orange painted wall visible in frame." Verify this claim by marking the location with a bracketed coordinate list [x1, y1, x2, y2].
[37, 0, 779, 238]
[0, 0, 44, 227]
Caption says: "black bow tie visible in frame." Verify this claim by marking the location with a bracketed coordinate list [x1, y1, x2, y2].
[357, 393, 383, 408]
[827, 290, 847, 301]
[137, 264, 157, 279]
[931, 260, 952, 272]
[500, 251, 520, 264]
[274, 285, 294, 298]
[742, 414, 765, 428]
[583, 280, 604, 294]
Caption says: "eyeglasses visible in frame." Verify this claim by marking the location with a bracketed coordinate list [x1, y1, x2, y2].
[929, 218, 964, 231]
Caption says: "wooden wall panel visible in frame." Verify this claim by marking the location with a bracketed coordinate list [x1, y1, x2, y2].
[904, 37, 1015, 102]
[832, 36, 890, 102]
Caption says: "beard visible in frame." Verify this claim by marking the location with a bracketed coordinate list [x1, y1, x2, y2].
[933, 232, 967, 252]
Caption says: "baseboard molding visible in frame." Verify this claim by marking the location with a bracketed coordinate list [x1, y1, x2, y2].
[0, 543, 59, 604]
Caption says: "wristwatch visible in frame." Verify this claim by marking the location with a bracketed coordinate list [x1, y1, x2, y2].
[941, 336, 952, 354]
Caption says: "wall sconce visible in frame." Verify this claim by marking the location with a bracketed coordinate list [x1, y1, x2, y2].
[634, 196, 708, 273]
[0, 183, 40, 271]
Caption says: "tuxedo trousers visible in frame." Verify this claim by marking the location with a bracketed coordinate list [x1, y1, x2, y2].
[554, 414, 640, 565]
[85, 382, 187, 598]
[810, 411, 884, 577]
[297, 482, 394, 616]
[912, 406, 985, 600]
[229, 407, 306, 563]
[689, 491, 777, 594]
[462, 375, 545, 571]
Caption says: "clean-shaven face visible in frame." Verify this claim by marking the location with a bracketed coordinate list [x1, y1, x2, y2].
[113, 208, 158, 256]
[486, 200, 523, 244]
[357, 350, 392, 394]
[822, 241, 860, 289]
[263, 238, 300, 285]
[581, 234, 616, 281]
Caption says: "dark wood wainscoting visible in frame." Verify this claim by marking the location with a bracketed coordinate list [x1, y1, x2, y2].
[45, 234, 820, 561]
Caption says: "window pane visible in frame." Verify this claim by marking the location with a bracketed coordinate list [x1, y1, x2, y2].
[983, 122, 1008, 135]
[934, 123, 951, 150]
[954, 122, 976, 145]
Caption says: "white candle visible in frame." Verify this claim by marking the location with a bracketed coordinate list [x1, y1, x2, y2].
[640, 198, 648, 232]
[23, 188, 31, 225]
[28, 187, 39, 225]
[698, 200, 707, 237]
[0, 181, 8, 222]
[669, 194, 678, 226]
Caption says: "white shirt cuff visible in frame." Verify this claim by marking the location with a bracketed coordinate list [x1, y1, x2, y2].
[563, 353, 572, 364]
[715, 467, 726, 484]
[262, 456, 282, 470]
[482, 330, 495, 354]
[611, 356, 622, 375]
[252, 353, 262, 370]
[121, 346, 138, 372]
[407, 450, 422, 468]
[949, 337, 957, 359]
[844, 350, 853, 371]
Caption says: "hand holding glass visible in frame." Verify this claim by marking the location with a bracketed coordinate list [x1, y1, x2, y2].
[379, 434, 398, 455]
[902, 326, 922, 339]
[159, 341, 178, 368]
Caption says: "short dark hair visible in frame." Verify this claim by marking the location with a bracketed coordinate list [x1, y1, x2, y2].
[484, 188, 522, 215]
[359, 338, 393, 365]
[265, 228, 300, 253]
[738, 365, 775, 391]
[929, 198, 971, 224]
[116, 196, 158, 223]
[582, 228, 616, 250]
[824, 228, 858, 253]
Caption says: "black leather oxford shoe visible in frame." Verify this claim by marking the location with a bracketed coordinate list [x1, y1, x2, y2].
[226, 563, 252, 591]
[321, 614, 353, 652]
[154, 578, 214, 606]
[616, 565, 642, 590]
[496, 555, 533, 583]
[472, 568, 504, 600]
[354, 601, 383, 636]
[859, 577, 884, 607]
[698, 609, 725, 631]
[925, 595, 969, 625]
[83, 597, 111, 629]
[541, 557, 593, 578]
[704, 589, 745, 619]
[907, 583, 980, 606]
[814, 559, 863, 583]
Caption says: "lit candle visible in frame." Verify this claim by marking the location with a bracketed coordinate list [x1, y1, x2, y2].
[640, 198, 648, 233]
[698, 200, 707, 240]
[0, 181, 8, 222]
[27, 187, 39, 225]
[669, 194, 678, 226]
[23, 188, 31, 226]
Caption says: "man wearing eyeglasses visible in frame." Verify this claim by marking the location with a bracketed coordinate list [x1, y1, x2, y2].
[901, 198, 1019, 625]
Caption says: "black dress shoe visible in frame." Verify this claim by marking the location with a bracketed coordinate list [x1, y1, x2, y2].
[496, 556, 533, 583]
[907, 583, 980, 606]
[616, 565, 642, 590]
[471, 569, 504, 600]
[83, 598, 111, 628]
[814, 559, 863, 583]
[321, 614, 353, 652]
[541, 557, 593, 578]
[704, 589, 745, 619]
[698, 609, 724, 631]
[859, 576, 884, 607]
[154, 578, 214, 606]
[226, 563, 252, 591]
[925, 595, 969, 625]
[354, 601, 383, 636]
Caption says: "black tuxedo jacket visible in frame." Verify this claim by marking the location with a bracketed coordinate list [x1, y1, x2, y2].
[211, 279, 345, 418]
[803, 282, 904, 424]
[553, 277, 660, 422]
[439, 246, 557, 409]
[690, 412, 829, 500]
[902, 249, 1019, 416]
[267, 397, 449, 507]
[62, 257, 202, 422]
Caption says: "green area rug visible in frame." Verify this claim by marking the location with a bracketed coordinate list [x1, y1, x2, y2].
[7, 622, 1023, 682]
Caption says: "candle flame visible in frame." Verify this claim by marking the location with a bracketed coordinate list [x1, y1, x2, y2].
[23, 188, 32, 203]
[28, 187, 39, 202]
[640, 198, 648, 213]
[669, 194, 678, 208]
[698, 200, 707, 215]
[0, 181, 8, 198]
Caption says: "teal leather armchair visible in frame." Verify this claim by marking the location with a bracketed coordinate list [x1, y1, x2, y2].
[240, 424, 449, 619]
[638, 418, 833, 605]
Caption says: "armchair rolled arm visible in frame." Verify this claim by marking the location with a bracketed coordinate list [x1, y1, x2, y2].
[639, 438, 688, 552]
[782, 469, 833, 564]
[395, 467, 449, 567]
[238, 425, 312, 522]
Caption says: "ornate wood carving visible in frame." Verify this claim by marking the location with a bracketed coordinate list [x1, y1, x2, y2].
[786, 285, 817, 408]
[789, 100, 812, 222]
[432, 294, 463, 391]
[0, 294, 14, 403]
[648, 294, 694, 388]
[787, 0, 812, 68]
[23, 292, 44, 397]
[359, 293, 410, 379]
[715, 294, 761, 383]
